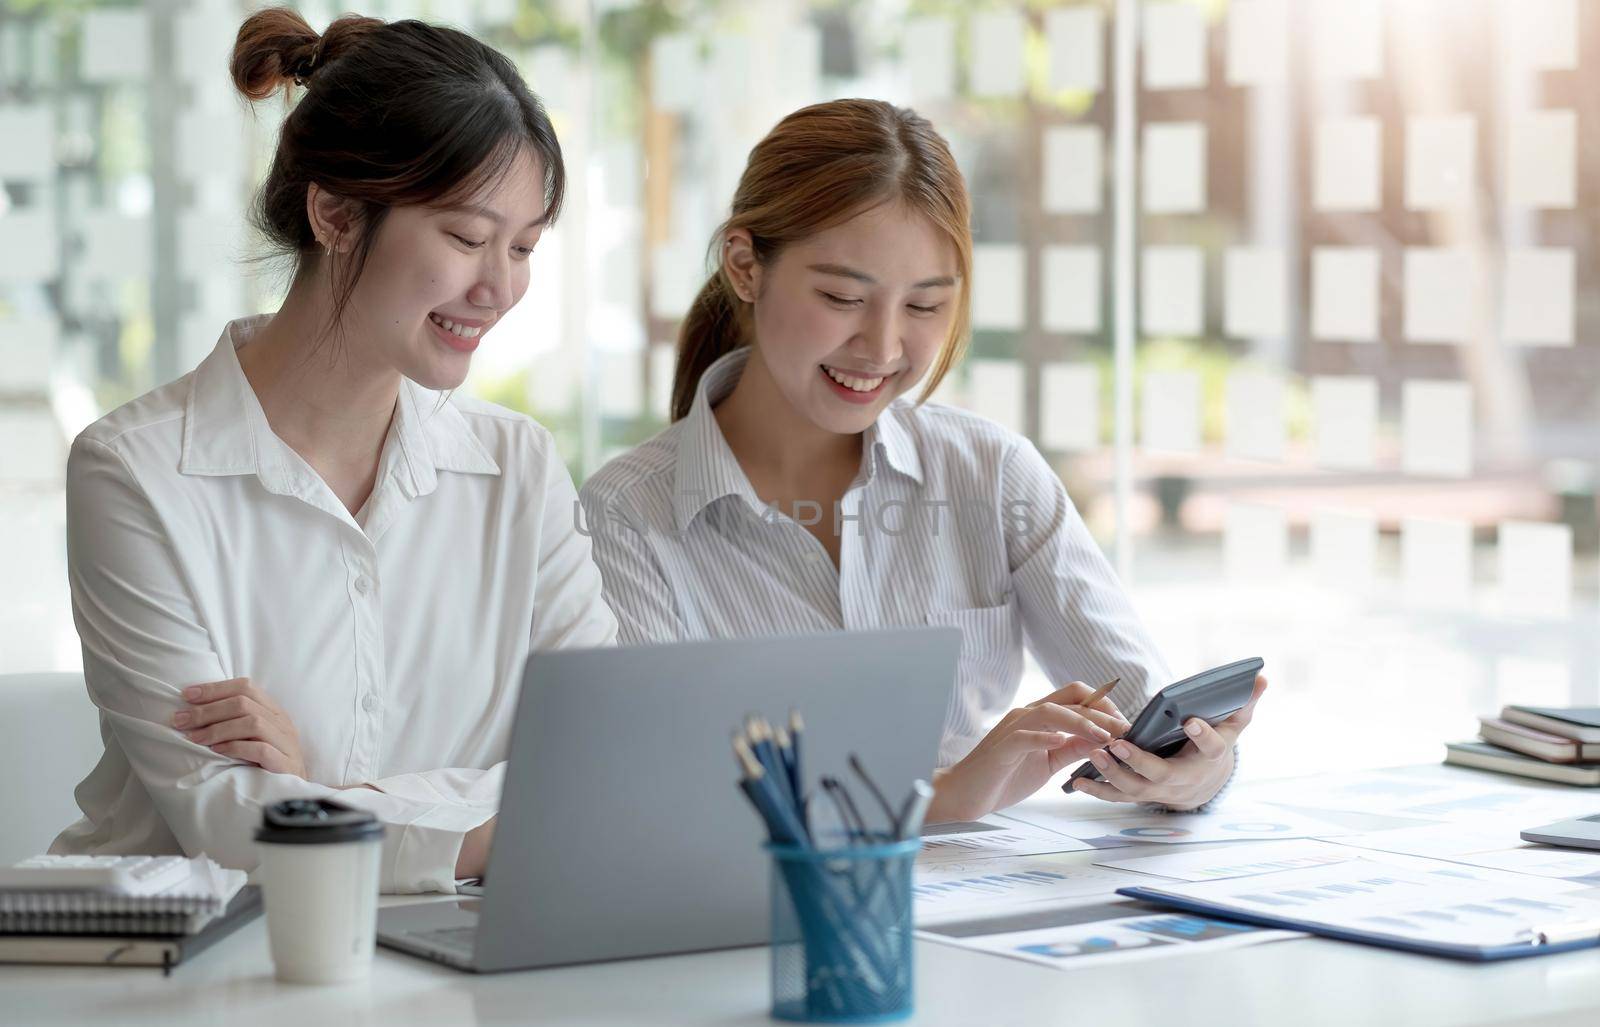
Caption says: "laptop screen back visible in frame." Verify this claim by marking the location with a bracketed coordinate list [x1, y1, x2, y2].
[473, 627, 960, 971]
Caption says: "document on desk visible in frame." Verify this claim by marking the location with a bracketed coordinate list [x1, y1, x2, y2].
[1119, 851, 1600, 960]
[912, 853, 1143, 926]
[1244, 769, 1499, 816]
[1245, 769, 1600, 826]
[919, 897, 1305, 969]
[999, 800, 1348, 848]
[1095, 839, 1363, 882]
[1326, 823, 1524, 859]
[1449, 846, 1600, 883]
[917, 818, 1092, 866]
[1327, 825, 1600, 883]
[1388, 786, 1600, 828]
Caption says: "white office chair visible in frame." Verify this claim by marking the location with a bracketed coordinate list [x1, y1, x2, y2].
[0, 672, 104, 865]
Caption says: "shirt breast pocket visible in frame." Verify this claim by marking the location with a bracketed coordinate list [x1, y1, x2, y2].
[925, 595, 1025, 752]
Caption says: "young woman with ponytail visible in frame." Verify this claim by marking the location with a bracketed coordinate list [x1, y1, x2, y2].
[581, 99, 1264, 822]
[51, 8, 615, 892]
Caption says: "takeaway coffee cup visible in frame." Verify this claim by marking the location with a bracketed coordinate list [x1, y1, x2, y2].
[255, 798, 385, 984]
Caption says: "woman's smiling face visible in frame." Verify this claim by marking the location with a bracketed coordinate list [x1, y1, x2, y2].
[332, 146, 548, 391]
[728, 201, 960, 436]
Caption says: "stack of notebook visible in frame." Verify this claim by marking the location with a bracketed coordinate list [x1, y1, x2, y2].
[0, 857, 260, 973]
[1446, 706, 1600, 785]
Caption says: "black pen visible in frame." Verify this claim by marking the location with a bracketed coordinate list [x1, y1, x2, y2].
[819, 777, 859, 840]
[849, 754, 897, 834]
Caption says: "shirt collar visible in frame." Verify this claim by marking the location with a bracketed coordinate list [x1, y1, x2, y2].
[672, 347, 767, 532]
[179, 315, 500, 500]
[866, 400, 925, 486]
[670, 346, 925, 532]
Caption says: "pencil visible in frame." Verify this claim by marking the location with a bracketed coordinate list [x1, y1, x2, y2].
[1083, 676, 1119, 710]
[788, 710, 804, 788]
[733, 734, 809, 845]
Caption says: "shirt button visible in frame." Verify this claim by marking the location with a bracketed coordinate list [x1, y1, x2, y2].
[354, 575, 371, 595]
[362, 694, 378, 713]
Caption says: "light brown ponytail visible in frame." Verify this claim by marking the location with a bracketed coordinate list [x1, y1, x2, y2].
[669, 98, 973, 422]
[671, 271, 745, 421]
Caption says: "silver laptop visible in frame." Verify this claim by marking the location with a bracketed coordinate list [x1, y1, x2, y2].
[1522, 814, 1600, 851]
[377, 627, 959, 972]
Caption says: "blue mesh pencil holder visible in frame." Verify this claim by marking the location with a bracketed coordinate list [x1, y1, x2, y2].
[766, 837, 921, 1023]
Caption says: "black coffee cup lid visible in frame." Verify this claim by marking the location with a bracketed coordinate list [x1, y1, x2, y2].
[255, 798, 385, 845]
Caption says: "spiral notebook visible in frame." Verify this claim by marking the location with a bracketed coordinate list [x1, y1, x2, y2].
[0, 857, 248, 936]
[0, 887, 262, 972]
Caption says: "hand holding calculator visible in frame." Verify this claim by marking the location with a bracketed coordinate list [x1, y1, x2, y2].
[1063, 657, 1264, 793]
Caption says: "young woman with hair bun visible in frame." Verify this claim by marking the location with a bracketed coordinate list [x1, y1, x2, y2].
[51, 7, 613, 893]
[582, 99, 1265, 823]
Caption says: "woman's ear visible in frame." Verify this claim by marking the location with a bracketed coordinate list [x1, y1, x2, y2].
[306, 182, 358, 254]
[722, 229, 761, 303]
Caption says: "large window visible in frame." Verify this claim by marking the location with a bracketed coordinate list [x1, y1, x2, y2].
[2, 0, 1592, 779]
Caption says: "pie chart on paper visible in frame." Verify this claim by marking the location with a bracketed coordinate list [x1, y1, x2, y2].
[1118, 826, 1192, 839]
[999, 801, 1345, 848]
[1067, 815, 1331, 849]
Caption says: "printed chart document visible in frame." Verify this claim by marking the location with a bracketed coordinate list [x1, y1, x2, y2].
[1244, 769, 1600, 826]
[919, 897, 1303, 969]
[1119, 851, 1600, 957]
[913, 853, 1143, 926]
[1327, 825, 1600, 883]
[1096, 840, 1362, 882]
[1327, 823, 1527, 860]
[1244, 768, 1488, 814]
[1454, 847, 1600, 883]
[1000, 799, 1346, 848]
[917, 818, 1091, 867]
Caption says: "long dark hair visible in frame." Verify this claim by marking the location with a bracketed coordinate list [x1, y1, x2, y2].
[671, 99, 973, 421]
[231, 7, 564, 339]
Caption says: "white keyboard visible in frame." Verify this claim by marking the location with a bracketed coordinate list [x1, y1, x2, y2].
[0, 854, 193, 895]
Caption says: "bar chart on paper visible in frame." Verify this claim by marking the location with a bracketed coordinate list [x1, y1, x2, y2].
[1096, 840, 1361, 882]
[1123, 854, 1600, 949]
[917, 820, 1091, 865]
[1452, 847, 1600, 884]
[912, 857, 1137, 924]
[933, 910, 1301, 971]
[1404, 792, 1549, 819]
[1246, 771, 1599, 826]
[1246, 771, 1480, 814]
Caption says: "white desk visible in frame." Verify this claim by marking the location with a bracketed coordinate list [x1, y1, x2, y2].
[8, 767, 1600, 1027]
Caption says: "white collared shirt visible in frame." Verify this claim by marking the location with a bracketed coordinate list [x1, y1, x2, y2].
[579, 347, 1174, 767]
[52, 315, 617, 893]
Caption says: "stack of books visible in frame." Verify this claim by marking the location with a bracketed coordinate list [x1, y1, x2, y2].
[1446, 706, 1600, 785]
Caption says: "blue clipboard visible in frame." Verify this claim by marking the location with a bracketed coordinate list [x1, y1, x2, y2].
[1117, 886, 1600, 962]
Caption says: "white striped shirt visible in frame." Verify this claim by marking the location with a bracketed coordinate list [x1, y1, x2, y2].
[579, 347, 1178, 769]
